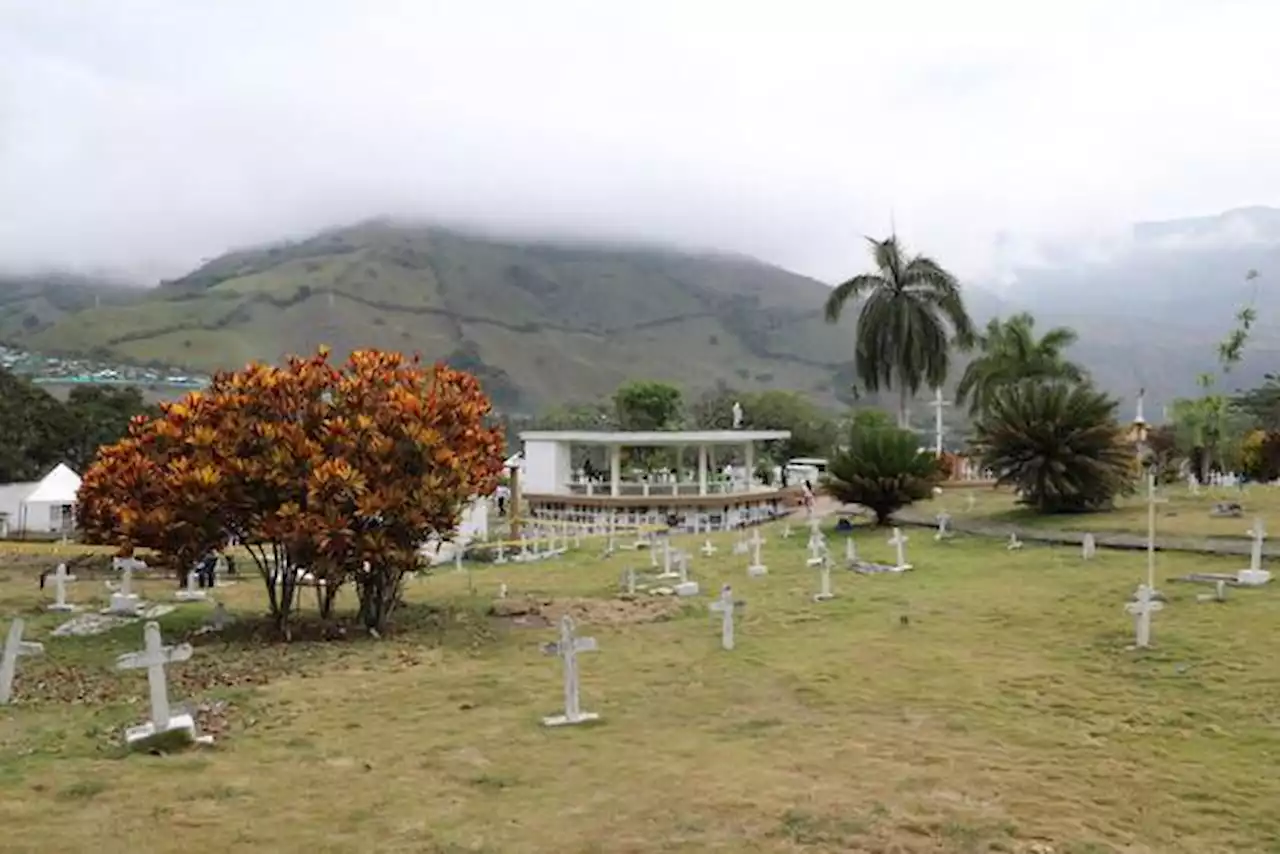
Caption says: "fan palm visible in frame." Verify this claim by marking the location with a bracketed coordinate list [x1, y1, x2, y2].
[971, 380, 1131, 513]
[824, 236, 974, 428]
[955, 313, 1086, 416]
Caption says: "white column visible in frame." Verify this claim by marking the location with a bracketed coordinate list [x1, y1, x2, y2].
[743, 443, 754, 491]
[610, 445, 621, 497]
[697, 445, 708, 496]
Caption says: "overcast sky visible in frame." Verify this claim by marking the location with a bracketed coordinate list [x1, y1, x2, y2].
[3, 0, 1279, 285]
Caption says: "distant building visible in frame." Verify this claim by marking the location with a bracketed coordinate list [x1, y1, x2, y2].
[0, 463, 81, 537]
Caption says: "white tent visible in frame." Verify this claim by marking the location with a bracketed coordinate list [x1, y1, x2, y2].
[0, 463, 81, 535]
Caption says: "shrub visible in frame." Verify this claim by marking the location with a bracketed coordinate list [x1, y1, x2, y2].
[823, 426, 942, 525]
[970, 380, 1132, 513]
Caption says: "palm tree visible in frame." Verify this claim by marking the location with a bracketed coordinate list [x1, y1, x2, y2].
[823, 236, 974, 428]
[954, 312, 1086, 416]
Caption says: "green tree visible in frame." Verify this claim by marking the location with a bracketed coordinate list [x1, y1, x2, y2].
[823, 236, 975, 428]
[971, 380, 1132, 513]
[0, 369, 72, 483]
[954, 313, 1086, 416]
[689, 383, 738, 430]
[824, 425, 942, 525]
[613, 380, 682, 431]
[62, 385, 148, 471]
[742, 390, 837, 461]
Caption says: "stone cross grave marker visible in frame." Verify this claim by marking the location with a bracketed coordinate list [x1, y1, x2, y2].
[494, 542, 507, 564]
[708, 584, 741, 650]
[749, 528, 766, 549]
[674, 551, 699, 596]
[888, 528, 912, 570]
[1187, 473, 1201, 496]
[47, 562, 77, 612]
[806, 530, 827, 567]
[1082, 533, 1097, 560]
[700, 538, 717, 557]
[1124, 584, 1163, 649]
[845, 536, 856, 563]
[809, 517, 821, 538]
[657, 539, 680, 579]
[781, 521, 793, 539]
[813, 554, 835, 602]
[747, 534, 768, 577]
[0, 618, 44, 705]
[498, 582, 509, 600]
[1241, 517, 1272, 585]
[966, 491, 977, 512]
[1007, 532, 1023, 551]
[115, 621, 198, 745]
[540, 615, 600, 727]
[107, 558, 142, 615]
[620, 566, 637, 596]
[934, 512, 952, 541]
[176, 568, 208, 602]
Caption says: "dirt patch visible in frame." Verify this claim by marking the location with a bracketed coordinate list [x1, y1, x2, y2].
[489, 595, 683, 629]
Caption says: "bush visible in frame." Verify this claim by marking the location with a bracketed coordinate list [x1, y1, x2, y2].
[970, 380, 1132, 513]
[823, 426, 942, 525]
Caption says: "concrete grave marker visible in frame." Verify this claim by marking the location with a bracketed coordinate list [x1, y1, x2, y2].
[813, 554, 835, 602]
[1006, 532, 1023, 551]
[845, 536, 856, 563]
[494, 542, 507, 564]
[1240, 518, 1273, 586]
[657, 540, 680, 579]
[0, 618, 44, 705]
[674, 551, 699, 596]
[747, 535, 768, 577]
[175, 569, 208, 602]
[966, 491, 977, 512]
[1124, 584, 1163, 650]
[1082, 533, 1097, 560]
[540, 615, 599, 727]
[934, 512, 952, 541]
[781, 522, 793, 539]
[107, 559, 142, 616]
[47, 562, 77, 612]
[115, 621, 203, 746]
[708, 584, 741, 650]
[700, 538, 717, 557]
[888, 528, 912, 570]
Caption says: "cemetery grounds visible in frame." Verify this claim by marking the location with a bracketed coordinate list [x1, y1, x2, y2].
[1, 501, 1279, 853]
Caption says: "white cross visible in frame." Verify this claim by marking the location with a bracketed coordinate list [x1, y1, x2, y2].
[621, 567, 637, 595]
[1007, 532, 1023, 551]
[1124, 584, 1163, 649]
[966, 491, 976, 512]
[813, 554, 835, 602]
[749, 528, 766, 549]
[115, 621, 193, 732]
[934, 512, 952, 541]
[888, 528, 912, 570]
[845, 536, 856, 563]
[1143, 472, 1169, 588]
[708, 584, 740, 650]
[494, 542, 507, 564]
[0, 618, 44, 705]
[176, 568, 207, 602]
[48, 562, 77, 612]
[808, 517, 821, 538]
[1248, 517, 1266, 572]
[1187, 473, 1201, 496]
[781, 522, 793, 539]
[700, 538, 717, 557]
[1082, 533, 1096, 560]
[806, 530, 827, 567]
[676, 551, 690, 584]
[929, 387, 950, 456]
[747, 534, 768, 577]
[657, 539, 680, 579]
[541, 615, 599, 726]
[112, 557, 137, 597]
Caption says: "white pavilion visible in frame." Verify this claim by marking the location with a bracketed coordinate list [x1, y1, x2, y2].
[517, 429, 793, 530]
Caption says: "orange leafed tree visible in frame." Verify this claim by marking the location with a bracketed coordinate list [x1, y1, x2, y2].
[77, 347, 505, 634]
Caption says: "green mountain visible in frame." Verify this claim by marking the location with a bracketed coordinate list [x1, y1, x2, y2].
[10, 222, 864, 412]
[0, 273, 140, 341]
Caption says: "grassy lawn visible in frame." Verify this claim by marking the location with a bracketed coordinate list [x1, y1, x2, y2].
[1, 522, 1278, 853]
[930, 482, 1270, 539]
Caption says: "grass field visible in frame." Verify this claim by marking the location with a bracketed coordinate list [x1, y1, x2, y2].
[2, 520, 1279, 853]
[930, 482, 1272, 539]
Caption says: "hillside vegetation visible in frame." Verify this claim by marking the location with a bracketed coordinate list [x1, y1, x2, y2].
[15, 223, 859, 411]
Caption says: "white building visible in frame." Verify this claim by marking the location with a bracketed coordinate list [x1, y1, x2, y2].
[0, 463, 81, 536]
[518, 429, 793, 529]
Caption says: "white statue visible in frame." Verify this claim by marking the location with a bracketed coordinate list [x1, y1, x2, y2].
[732, 401, 743, 429]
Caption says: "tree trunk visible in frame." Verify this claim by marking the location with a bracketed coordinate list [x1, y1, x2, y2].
[897, 385, 910, 429]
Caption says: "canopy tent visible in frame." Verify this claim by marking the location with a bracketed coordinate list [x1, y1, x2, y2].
[24, 463, 81, 504]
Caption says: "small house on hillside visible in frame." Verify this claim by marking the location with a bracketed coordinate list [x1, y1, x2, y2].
[0, 463, 81, 537]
